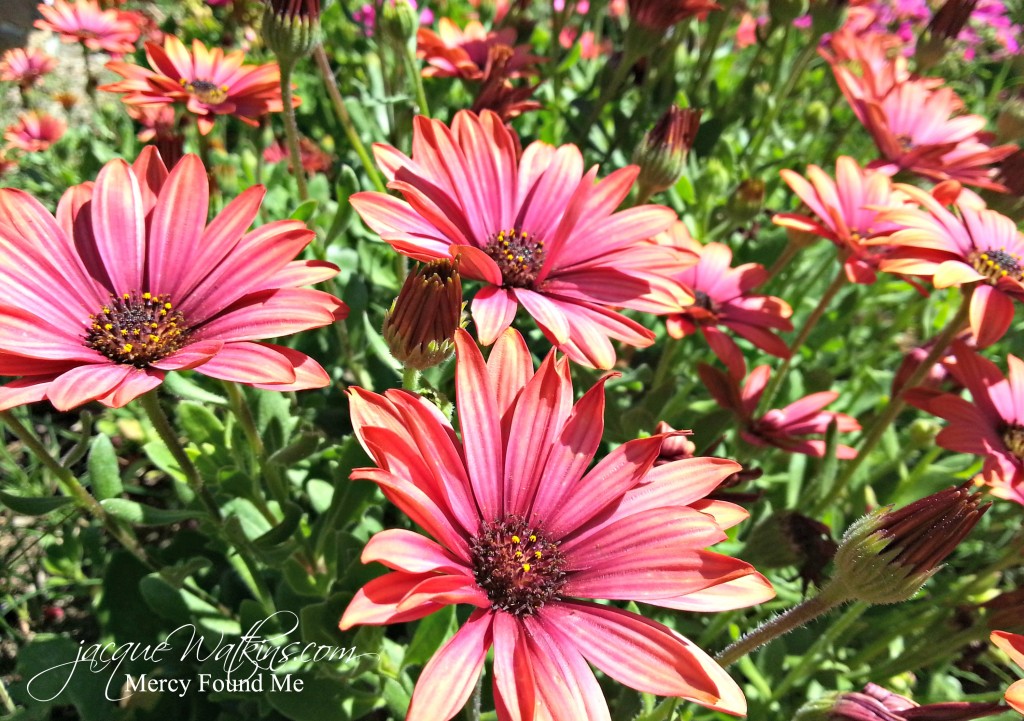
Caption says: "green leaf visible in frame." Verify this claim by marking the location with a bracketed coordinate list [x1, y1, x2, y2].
[87, 434, 122, 501]
[403, 605, 456, 668]
[100, 498, 202, 526]
[254, 501, 304, 549]
[265, 675, 353, 721]
[176, 401, 225, 444]
[0, 491, 73, 516]
[290, 198, 319, 222]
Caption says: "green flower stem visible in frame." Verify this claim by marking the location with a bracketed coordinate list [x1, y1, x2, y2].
[760, 267, 848, 413]
[745, 26, 818, 160]
[402, 367, 421, 392]
[813, 291, 972, 514]
[82, 45, 97, 104]
[222, 382, 289, 512]
[582, 45, 640, 133]
[691, 0, 737, 101]
[715, 580, 850, 667]
[313, 45, 386, 193]
[279, 60, 309, 202]
[0, 675, 16, 715]
[764, 237, 802, 286]
[0, 410, 148, 564]
[403, 45, 430, 118]
[465, 674, 482, 721]
[139, 391, 222, 522]
[653, 338, 680, 390]
[772, 601, 868, 699]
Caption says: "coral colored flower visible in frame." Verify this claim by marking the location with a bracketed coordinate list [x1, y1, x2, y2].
[127, 105, 184, 169]
[992, 631, 1024, 713]
[774, 156, 910, 284]
[0, 48, 58, 89]
[627, 0, 722, 31]
[873, 184, 1024, 347]
[0, 151, 16, 179]
[470, 45, 541, 121]
[263, 137, 333, 174]
[34, 0, 140, 55]
[833, 66, 1017, 190]
[340, 329, 774, 721]
[4, 111, 66, 152]
[699, 363, 861, 458]
[350, 110, 692, 369]
[416, 18, 540, 80]
[101, 36, 291, 136]
[0, 148, 346, 411]
[655, 222, 792, 379]
[907, 345, 1024, 505]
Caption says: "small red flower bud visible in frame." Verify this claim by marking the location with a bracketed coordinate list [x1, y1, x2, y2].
[383, 260, 466, 371]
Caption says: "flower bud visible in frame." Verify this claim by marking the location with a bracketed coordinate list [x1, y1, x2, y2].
[809, 0, 847, 36]
[725, 178, 766, 223]
[633, 106, 701, 198]
[383, 260, 465, 371]
[379, 0, 420, 50]
[769, 0, 807, 26]
[798, 683, 1003, 721]
[805, 99, 829, 132]
[652, 421, 696, 464]
[997, 97, 1024, 143]
[832, 484, 989, 605]
[743, 511, 837, 588]
[262, 0, 322, 65]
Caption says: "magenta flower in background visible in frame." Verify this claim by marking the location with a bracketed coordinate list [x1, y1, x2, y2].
[4, 111, 66, 152]
[699, 362, 861, 458]
[0, 148, 347, 411]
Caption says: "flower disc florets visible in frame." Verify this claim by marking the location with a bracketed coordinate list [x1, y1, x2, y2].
[85, 291, 189, 366]
[971, 248, 1022, 284]
[484, 228, 545, 288]
[470, 515, 566, 616]
[1003, 424, 1024, 460]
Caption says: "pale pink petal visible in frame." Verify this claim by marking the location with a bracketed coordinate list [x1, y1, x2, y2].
[471, 286, 519, 345]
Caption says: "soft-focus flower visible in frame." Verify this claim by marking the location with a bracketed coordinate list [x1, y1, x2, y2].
[0, 48, 58, 89]
[340, 328, 774, 721]
[4, 111, 66, 152]
[350, 110, 693, 369]
[832, 66, 1017, 190]
[127, 105, 185, 170]
[991, 631, 1024, 713]
[699, 362, 860, 458]
[873, 184, 1024, 347]
[101, 36, 292, 135]
[382, 259, 464, 370]
[0, 148, 346, 411]
[263, 136, 333, 174]
[655, 222, 792, 379]
[558, 27, 612, 58]
[832, 483, 989, 605]
[627, 0, 722, 31]
[810, 682, 1004, 720]
[775, 157, 909, 284]
[0, 151, 16, 179]
[470, 44, 541, 121]
[907, 344, 1024, 505]
[34, 0, 140, 55]
[891, 329, 973, 399]
[736, 13, 760, 47]
[416, 18, 539, 80]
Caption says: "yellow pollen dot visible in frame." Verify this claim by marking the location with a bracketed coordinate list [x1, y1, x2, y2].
[120, 330, 128, 336]
[511, 535, 521, 544]
[104, 323, 112, 330]
[150, 323, 158, 329]
[142, 292, 151, 300]
[514, 551, 523, 558]
[123, 293, 130, 300]
[149, 335, 159, 342]
[103, 306, 111, 314]
[529, 535, 537, 542]
[122, 343, 133, 352]
[160, 309, 168, 316]
[534, 551, 542, 558]
[522, 563, 531, 572]
[164, 303, 172, 309]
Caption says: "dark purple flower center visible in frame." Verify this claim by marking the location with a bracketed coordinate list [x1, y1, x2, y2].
[85, 291, 190, 366]
[692, 290, 715, 312]
[182, 79, 229, 105]
[971, 248, 1022, 284]
[470, 515, 566, 616]
[1003, 424, 1024, 460]
[484, 228, 545, 288]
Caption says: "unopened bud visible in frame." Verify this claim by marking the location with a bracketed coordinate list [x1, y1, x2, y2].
[262, 0, 322, 65]
[805, 99, 829, 131]
[652, 421, 696, 464]
[768, 0, 807, 26]
[380, 0, 420, 50]
[832, 484, 990, 605]
[809, 0, 847, 36]
[743, 511, 837, 588]
[725, 178, 766, 223]
[383, 260, 465, 370]
[805, 683, 1002, 721]
[928, 0, 980, 40]
[633, 106, 701, 198]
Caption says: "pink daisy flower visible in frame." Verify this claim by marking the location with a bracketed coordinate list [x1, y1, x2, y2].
[416, 18, 541, 80]
[350, 110, 692, 369]
[0, 48, 58, 89]
[34, 0, 140, 55]
[0, 148, 347, 411]
[832, 67, 1017, 191]
[699, 362, 861, 458]
[4, 111, 67, 152]
[907, 345, 1024, 505]
[774, 156, 910, 284]
[873, 184, 1024, 347]
[655, 221, 792, 379]
[101, 36, 291, 136]
[340, 328, 774, 721]
[991, 631, 1024, 713]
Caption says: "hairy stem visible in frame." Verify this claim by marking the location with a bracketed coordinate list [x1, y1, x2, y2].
[279, 61, 309, 201]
